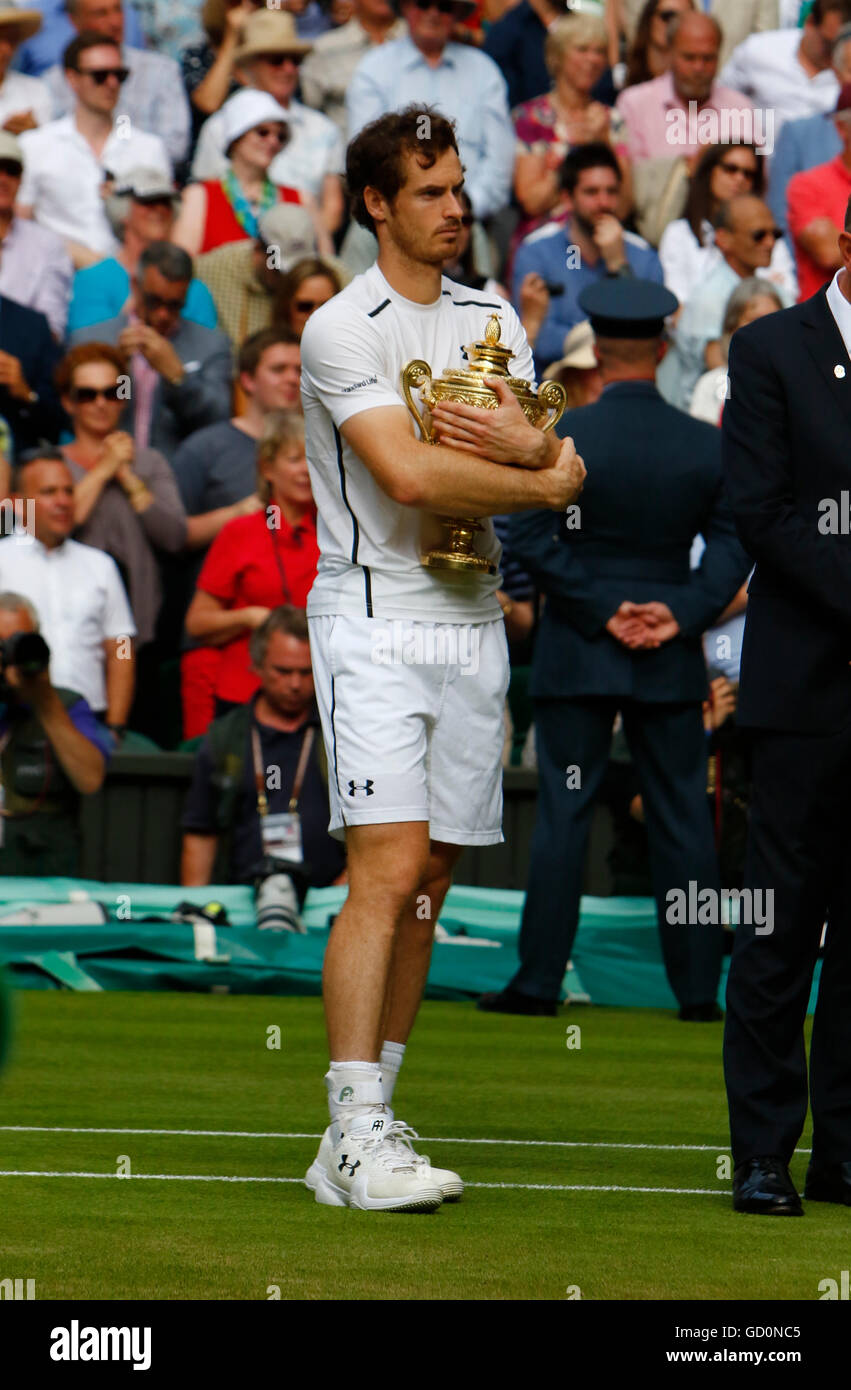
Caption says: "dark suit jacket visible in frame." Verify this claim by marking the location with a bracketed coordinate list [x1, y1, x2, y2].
[723, 287, 851, 733]
[509, 380, 751, 702]
[70, 312, 233, 460]
[0, 295, 63, 451]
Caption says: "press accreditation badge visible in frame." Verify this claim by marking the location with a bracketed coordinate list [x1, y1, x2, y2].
[261, 811, 303, 864]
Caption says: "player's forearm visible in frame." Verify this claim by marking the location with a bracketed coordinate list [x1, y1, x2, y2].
[406, 439, 560, 515]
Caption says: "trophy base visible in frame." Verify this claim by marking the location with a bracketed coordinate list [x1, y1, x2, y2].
[422, 550, 497, 575]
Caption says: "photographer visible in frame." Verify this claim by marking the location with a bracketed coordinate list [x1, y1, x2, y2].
[0, 593, 110, 877]
[179, 606, 345, 925]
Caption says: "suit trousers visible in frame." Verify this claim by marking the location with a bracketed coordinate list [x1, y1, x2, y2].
[724, 722, 851, 1166]
[511, 697, 723, 1008]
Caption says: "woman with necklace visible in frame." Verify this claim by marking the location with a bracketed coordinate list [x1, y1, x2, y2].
[173, 88, 329, 257]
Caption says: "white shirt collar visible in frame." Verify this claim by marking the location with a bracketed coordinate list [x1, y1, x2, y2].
[826, 270, 851, 362]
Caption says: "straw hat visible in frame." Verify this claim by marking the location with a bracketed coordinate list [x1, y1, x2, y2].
[234, 9, 313, 64]
[0, 7, 42, 41]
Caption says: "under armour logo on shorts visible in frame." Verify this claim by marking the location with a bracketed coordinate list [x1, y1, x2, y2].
[347, 779, 375, 797]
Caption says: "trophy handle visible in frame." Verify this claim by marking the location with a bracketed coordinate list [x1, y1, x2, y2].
[401, 360, 435, 442]
[536, 379, 568, 433]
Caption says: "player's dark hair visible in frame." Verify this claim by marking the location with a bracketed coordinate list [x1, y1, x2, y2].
[238, 326, 300, 377]
[346, 105, 460, 235]
[559, 142, 622, 195]
[64, 30, 121, 71]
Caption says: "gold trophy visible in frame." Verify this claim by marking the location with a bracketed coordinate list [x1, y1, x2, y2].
[401, 313, 567, 573]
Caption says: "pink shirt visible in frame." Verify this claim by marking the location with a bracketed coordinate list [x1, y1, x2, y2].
[615, 71, 753, 161]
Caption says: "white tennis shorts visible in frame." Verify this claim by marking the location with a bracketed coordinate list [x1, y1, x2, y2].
[308, 614, 509, 845]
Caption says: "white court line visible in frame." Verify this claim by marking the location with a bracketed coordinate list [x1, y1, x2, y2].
[0, 1125, 813, 1154]
[0, 1169, 727, 1195]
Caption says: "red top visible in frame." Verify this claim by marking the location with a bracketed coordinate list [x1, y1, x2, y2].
[197, 506, 318, 703]
[200, 180, 302, 254]
[787, 155, 851, 303]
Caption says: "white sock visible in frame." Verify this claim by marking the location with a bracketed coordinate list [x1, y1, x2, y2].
[379, 1041, 406, 1106]
[325, 1061, 385, 1123]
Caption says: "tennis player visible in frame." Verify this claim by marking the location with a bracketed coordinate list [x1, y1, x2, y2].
[300, 106, 585, 1212]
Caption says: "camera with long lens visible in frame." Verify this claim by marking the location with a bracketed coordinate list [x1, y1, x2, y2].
[0, 632, 51, 698]
[253, 855, 308, 934]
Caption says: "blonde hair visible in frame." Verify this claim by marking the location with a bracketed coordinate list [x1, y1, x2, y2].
[256, 409, 305, 502]
[545, 13, 608, 78]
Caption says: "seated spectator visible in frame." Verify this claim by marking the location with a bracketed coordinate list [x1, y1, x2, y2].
[347, 0, 514, 223]
[17, 32, 172, 267]
[182, 0, 266, 146]
[442, 190, 509, 297]
[0, 131, 73, 339]
[484, 0, 571, 111]
[56, 343, 187, 656]
[191, 10, 344, 236]
[299, 0, 404, 142]
[659, 141, 797, 305]
[184, 409, 318, 724]
[0, 450, 136, 731]
[0, 590, 110, 877]
[720, 0, 850, 139]
[689, 274, 784, 422]
[0, 294, 63, 453]
[68, 168, 218, 335]
[173, 326, 303, 738]
[786, 82, 851, 299]
[173, 89, 319, 257]
[767, 22, 851, 232]
[0, 5, 52, 131]
[658, 194, 792, 408]
[193, 202, 320, 349]
[541, 318, 604, 407]
[42, 0, 191, 167]
[276, 256, 344, 340]
[16, 0, 145, 77]
[70, 241, 233, 460]
[622, 0, 695, 88]
[616, 0, 778, 76]
[180, 605, 346, 894]
[512, 142, 663, 370]
[513, 12, 630, 249]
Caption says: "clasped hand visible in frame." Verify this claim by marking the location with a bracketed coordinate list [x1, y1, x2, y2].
[606, 601, 680, 651]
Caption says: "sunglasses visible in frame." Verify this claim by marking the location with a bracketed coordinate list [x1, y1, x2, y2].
[251, 125, 286, 141]
[750, 227, 782, 243]
[70, 385, 122, 404]
[0, 158, 22, 177]
[460, 214, 474, 227]
[78, 66, 130, 84]
[258, 52, 303, 67]
[141, 290, 186, 311]
[656, 7, 680, 19]
[718, 161, 756, 179]
[293, 298, 327, 313]
[411, 0, 457, 11]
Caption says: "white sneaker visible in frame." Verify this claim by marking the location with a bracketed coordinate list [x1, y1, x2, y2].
[304, 1111, 443, 1212]
[380, 1120, 464, 1202]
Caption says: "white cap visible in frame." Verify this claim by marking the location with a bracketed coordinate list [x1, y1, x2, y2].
[221, 89, 290, 156]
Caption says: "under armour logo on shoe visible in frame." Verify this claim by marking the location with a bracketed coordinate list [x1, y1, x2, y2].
[347, 779, 374, 797]
[338, 1154, 361, 1177]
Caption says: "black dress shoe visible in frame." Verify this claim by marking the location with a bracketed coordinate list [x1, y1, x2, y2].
[733, 1156, 803, 1215]
[804, 1159, 851, 1205]
[678, 1002, 723, 1022]
[476, 987, 558, 1017]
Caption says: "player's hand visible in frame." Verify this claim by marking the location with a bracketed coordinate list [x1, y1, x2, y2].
[431, 376, 556, 469]
[539, 436, 585, 510]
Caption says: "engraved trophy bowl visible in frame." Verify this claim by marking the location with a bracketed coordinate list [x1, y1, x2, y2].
[401, 314, 567, 572]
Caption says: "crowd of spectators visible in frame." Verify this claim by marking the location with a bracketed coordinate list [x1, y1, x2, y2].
[0, 0, 845, 890]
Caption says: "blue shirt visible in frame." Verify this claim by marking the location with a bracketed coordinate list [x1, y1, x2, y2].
[483, 0, 549, 111]
[767, 110, 840, 233]
[0, 692, 113, 763]
[512, 222, 664, 372]
[346, 36, 514, 221]
[67, 259, 218, 335]
[15, 0, 145, 76]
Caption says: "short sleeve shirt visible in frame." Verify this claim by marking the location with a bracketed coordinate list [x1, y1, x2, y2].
[300, 263, 535, 622]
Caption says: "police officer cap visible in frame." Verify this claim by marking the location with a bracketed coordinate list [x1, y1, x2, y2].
[577, 278, 679, 339]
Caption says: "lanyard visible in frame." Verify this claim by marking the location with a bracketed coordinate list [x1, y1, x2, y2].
[267, 507, 300, 604]
[251, 721, 315, 816]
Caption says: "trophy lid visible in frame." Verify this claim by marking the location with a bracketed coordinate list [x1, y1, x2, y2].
[464, 313, 514, 377]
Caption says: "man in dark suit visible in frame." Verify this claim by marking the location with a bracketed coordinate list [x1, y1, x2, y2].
[721, 199, 851, 1216]
[0, 295, 63, 452]
[70, 240, 232, 460]
[476, 279, 751, 1020]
